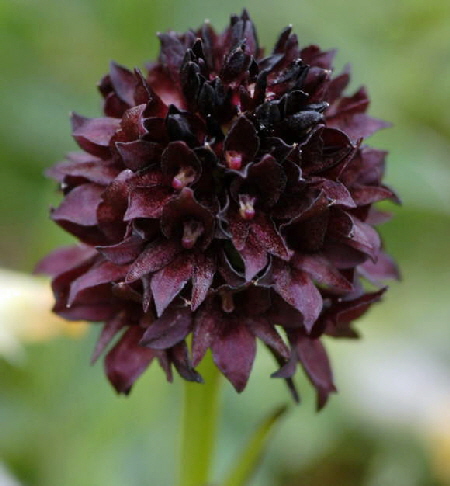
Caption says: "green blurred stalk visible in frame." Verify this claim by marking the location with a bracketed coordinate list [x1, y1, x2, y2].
[179, 351, 221, 486]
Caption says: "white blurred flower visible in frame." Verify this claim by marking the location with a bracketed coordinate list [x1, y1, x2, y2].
[0, 463, 22, 486]
[0, 268, 87, 363]
[336, 335, 450, 484]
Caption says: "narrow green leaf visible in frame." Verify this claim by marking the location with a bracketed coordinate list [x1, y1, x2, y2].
[222, 405, 289, 486]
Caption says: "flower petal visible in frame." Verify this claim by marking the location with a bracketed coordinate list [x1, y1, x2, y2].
[124, 186, 173, 220]
[97, 234, 146, 265]
[191, 252, 216, 311]
[91, 311, 128, 364]
[141, 303, 192, 349]
[211, 321, 256, 392]
[191, 299, 222, 366]
[126, 239, 180, 283]
[68, 259, 128, 306]
[291, 253, 353, 292]
[52, 183, 104, 227]
[151, 253, 194, 316]
[168, 341, 203, 383]
[109, 61, 137, 106]
[272, 261, 323, 332]
[292, 332, 336, 410]
[71, 113, 120, 158]
[359, 251, 401, 283]
[35, 244, 96, 277]
[247, 317, 289, 359]
[104, 326, 157, 394]
[240, 232, 268, 281]
[116, 140, 163, 171]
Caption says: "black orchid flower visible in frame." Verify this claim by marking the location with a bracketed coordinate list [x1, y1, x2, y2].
[37, 10, 399, 409]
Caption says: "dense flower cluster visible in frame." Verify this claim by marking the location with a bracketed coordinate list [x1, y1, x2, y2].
[37, 10, 399, 408]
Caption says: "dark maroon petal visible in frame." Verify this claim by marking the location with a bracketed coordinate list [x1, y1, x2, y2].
[359, 251, 401, 283]
[328, 211, 381, 261]
[247, 317, 289, 359]
[365, 208, 393, 226]
[168, 341, 203, 383]
[161, 188, 215, 250]
[124, 186, 173, 220]
[57, 302, 117, 322]
[112, 282, 142, 303]
[104, 326, 156, 394]
[141, 275, 153, 312]
[358, 147, 388, 183]
[68, 259, 128, 306]
[279, 188, 329, 224]
[157, 31, 195, 81]
[120, 104, 148, 140]
[140, 303, 192, 349]
[301, 45, 336, 70]
[293, 332, 336, 410]
[323, 241, 367, 269]
[151, 253, 194, 316]
[325, 65, 350, 102]
[245, 154, 287, 207]
[272, 261, 323, 332]
[35, 244, 96, 277]
[228, 209, 251, 250]
[251, 214, 290, 260]
[109, 61, 136, 106]
[224, 116, 259, 170]
[292, 253, 353, 292]
[161, 141, 202, 184]
[103, 91, 129, 118]
[116, 140, 163, 171]
[191, 300, 222, 366]
[266, 293, 305, 330]
[191, 252, 216, 311]
[328, 113, 391, 140]
[211, 322, 256, 392]
[314, 180, 356, 208]
[91, 311, 128, 364]
[217, 251, 246, 289]
[71, 113, 120, 158]
[134, 68, 167, 115]
[340, 146, 387, 187]
[126, 239, 180, 282]
[289, 210, 330, 252]
[96, 171, 133, 242]
[327, 86, 369, 118]
[269, 346, 300, 403]
[325, 287, 386, 331]
[156, 350, 174, 383]
[46, 157, 120, 185]
[239, 232, 268, 281]
[142, 117, 169, 143]
[350, 184, 401, 205]
[97, 234, 145, 265]
[52, 183, 104, 227]
[301, 127, 354, 176]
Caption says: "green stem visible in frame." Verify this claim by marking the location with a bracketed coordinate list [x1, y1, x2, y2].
[179, 351, 222, 486]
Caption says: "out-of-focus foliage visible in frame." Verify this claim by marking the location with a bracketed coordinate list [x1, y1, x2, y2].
[1, 0, 449, 485]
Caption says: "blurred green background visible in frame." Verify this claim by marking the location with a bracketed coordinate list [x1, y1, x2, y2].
[1, 0, 450, 485]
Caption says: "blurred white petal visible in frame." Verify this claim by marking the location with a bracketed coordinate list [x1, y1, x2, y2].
[0, 268, 87, 363]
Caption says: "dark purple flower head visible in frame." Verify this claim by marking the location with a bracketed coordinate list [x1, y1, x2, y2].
[37, 10, 399, 409]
